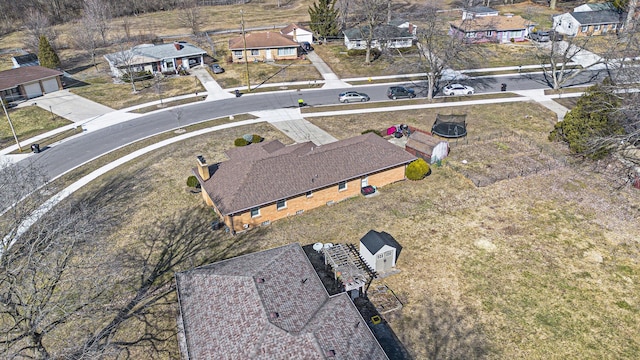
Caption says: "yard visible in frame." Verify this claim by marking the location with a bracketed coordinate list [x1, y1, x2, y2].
[0, 105, 73, 150]
[59, 100, 640, 359]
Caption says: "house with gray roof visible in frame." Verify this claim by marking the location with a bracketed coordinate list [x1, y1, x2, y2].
[343, 24, 415, 50]
[104, 42, 207, 77]
[175, 243, 388, 359]
[11, 53, 40, 68]
[553, 3, 625, 36]
[194, 133, 416, 234]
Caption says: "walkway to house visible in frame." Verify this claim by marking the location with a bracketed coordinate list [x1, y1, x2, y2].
[305, 51, 352, 89]
[513, 89, 574, 121]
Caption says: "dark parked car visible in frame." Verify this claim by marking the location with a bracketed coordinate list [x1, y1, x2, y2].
[301, 41, 313, 52]
[387, 86, 416, 100]
[211, 63, 225, 74]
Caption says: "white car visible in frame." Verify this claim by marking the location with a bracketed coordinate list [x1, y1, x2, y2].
[443, 84, 474, 96]
[339, 92, 370, 103]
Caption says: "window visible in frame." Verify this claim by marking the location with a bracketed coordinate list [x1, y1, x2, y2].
[377, 254, 384, 259]
[277, 47, 296, 56]
[486, 30, 493, 36]
[581, 25, 588, 33]
[251, 49, 259, 56]
[465, 32, 476, 38]
[250, 207, 260, 218]
[594, 24, 601, 31]
[338, 181, 347, 191]
[276, 199, 287, 210]
[306, 190, 313, 198]
[509, 31, 521, 38]
[233, 50, 243, 58]
[612, 23, 618, 30]
[602, 24, 608, 33]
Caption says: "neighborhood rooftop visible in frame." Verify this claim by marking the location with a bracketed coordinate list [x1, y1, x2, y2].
[228, 32, 299, 50]
[175, 243, 388, 359]
[569, 10, 624, 25]
[0, 66, 62, 91]
[196, 132, 417, 215]
[450, 14, 531, 31]
[343, 24, 413, 40]
[104, 42, 206, 65]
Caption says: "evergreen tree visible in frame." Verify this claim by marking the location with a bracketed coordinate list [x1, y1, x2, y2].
[549, 80, 625, 159]
[308, 0, 340, 42]
[38, 35, 61, 69]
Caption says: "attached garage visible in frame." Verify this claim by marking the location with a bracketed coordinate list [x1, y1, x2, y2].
[24, 82, 43, 99]
[42, 77, 60, 93]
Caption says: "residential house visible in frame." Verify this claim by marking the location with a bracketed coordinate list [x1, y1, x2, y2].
[194, 133, 417, 234]
[104, 42, 207, 77]
[359, 230, 402, 273]
[343, 24, 415, 50]
[462, 6, 499, 20]
[0, 66, 63, 103]
[228, 32, 300, 63]
[449, 13, 534, 43]
[280, 23, 314, 44]
[175, 243, 389, 359]
[388, 19, 418, 37]
[11, 53, 40, 68]
[552, 3, 624, 36]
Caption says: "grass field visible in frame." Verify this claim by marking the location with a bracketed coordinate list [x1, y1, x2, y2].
[60, 99, 640, 358]
[0, 105, 73, 150]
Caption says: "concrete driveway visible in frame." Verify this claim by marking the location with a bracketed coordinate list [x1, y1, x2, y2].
[18, 89, 114, 123]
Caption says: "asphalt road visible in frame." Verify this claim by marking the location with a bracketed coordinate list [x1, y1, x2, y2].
[20, 70, 608, 182]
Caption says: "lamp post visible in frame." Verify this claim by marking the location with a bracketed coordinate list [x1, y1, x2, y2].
[1, 99, 22, 152]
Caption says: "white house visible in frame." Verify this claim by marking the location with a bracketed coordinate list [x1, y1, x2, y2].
[552, 8, 624, 36]
[280, 23, 313, 44]
[343, 24, 414, 50]
[104, 42, 207, 78]
[359, 230, 402, 273]
[462, 6, 499, 20]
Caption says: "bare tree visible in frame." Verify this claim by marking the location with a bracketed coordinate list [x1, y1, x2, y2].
[415, 6, 474, 100]
[177, 0, 201, 35]
[71, 17, 101, 70]
[23, 9, 56, 51]
[106, 42, 140, 93]
[83, 0, 111, 45]
[353, 0, 388, 63]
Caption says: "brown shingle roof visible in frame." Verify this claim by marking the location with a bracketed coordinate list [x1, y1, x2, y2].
[176, 243, 388, 360]
[199, 133, 416, 215]
[450, 15, 531, 32]
[405, 131, 441, 155]
[281, 23, 312, 35]
[0, 66, 62, 91]
[228, 32, 299, 50]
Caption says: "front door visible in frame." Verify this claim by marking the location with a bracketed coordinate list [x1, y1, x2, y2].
[266, 49, 272, 60]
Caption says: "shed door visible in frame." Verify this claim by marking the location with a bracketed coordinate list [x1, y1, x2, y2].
[375, 253, 385, 272]
[42, 78, 59, 93]
[24, 82, 42, 99]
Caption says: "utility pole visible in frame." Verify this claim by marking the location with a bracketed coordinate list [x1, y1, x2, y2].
[1, 99, 22, 152]
[241, 9, 251, 92]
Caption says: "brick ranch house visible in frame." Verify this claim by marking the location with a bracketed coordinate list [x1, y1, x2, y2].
[0, 66, 63, 103]
[228, 32, 300, 63]
[194, 133, 417, 234]
[449, 13, 534, 43]
[175, 243, 388, 359]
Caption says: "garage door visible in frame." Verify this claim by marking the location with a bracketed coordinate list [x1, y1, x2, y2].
[24, 82, 42, 99]
[42, 78, 59, 93]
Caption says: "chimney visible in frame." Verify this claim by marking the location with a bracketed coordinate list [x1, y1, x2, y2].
[293, 27, 297, 41]
[174, 42, 183, 51]
[196, 155, 210, 181]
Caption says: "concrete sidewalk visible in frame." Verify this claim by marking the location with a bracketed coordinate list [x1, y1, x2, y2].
[305, 51, 351, 89]
[190, 66, 235, 100]
[254, 108, 337, 145]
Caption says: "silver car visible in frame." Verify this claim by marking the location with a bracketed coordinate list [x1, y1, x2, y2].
[443, 84, 474, 96]
[339, 92, 370, 103]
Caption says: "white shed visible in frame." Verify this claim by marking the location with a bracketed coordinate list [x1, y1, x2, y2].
[359, 230, 402, 273]
[280, 24, 314, 44]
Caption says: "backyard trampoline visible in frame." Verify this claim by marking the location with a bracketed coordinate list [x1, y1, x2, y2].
[431, 114, 467, 138]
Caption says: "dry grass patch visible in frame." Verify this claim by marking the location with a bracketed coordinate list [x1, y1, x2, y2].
[496, 2, 561, 29]
[214, 59, 321, 89]
[1, 106, 73, 149]
[69, 74, 205, 109]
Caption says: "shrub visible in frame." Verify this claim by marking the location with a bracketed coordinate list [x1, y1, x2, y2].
[122, 70, 153, 83]
[234, 138, 249, 147]
[361, 129, 382, 137]
[406, 159, 431, 180]
[186, 175, 199, 188]
[252, 134, 263, 143]
[347, 48, 381, 58]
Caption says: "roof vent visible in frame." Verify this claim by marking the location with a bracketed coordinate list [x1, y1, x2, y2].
[301, 278, 308, 284]
[269, 312, 279, 319]
[256, 278, 265, 283]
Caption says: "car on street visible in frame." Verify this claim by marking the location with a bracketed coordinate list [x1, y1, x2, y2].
[211, 63, 225, 74]
[339, 92, 370, 103]
[443, 84, 474, 96]
[386, 86, 416, 100]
